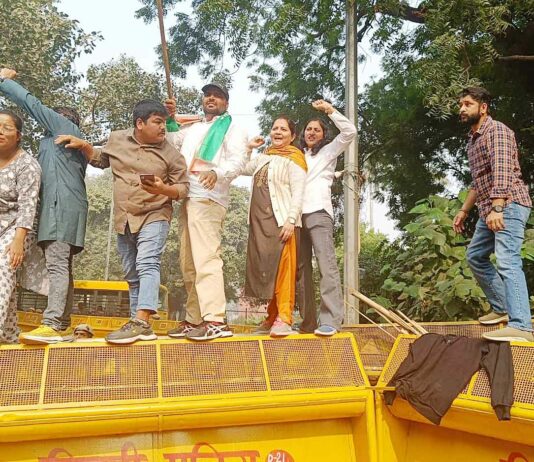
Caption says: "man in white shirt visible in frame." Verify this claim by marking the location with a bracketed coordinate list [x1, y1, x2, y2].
[166, 83, 248, 341]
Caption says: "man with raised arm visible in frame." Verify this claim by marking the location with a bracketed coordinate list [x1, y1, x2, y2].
[56, 100, 189, 344]
[165, 83, 248, 341]
[0, 67, 87, 345]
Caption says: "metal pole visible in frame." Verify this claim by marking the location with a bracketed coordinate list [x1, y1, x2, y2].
[156, 0, 173, 98]
[344, 0, 360, 324]
[104, 196, 114, 281]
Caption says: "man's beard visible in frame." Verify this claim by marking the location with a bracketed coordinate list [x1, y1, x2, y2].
[460, 112, 481, 126]
[203, 105, 223, 116]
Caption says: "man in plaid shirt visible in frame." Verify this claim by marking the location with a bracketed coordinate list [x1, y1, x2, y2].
[453, 87, 533, 342]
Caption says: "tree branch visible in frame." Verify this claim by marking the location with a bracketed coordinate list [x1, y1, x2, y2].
[497, 55, 534, 62]
[375, 2, 426, 24]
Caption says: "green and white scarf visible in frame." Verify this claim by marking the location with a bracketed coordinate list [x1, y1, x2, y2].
[196, 112, 232, 162]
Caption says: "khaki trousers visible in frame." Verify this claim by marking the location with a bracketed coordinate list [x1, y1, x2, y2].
[180, 198, 227, 324]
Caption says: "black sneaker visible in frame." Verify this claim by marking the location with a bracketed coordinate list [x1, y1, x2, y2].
[105, 319, 157, 345]
[185, 322, 233, 341]
[167, 321, 198, 338]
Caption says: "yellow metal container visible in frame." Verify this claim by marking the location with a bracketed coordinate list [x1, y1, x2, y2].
[375, 335, 534, 462]
[0, 333, 376, 462]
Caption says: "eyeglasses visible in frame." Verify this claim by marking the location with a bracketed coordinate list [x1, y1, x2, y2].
[0, 124, 18, 134]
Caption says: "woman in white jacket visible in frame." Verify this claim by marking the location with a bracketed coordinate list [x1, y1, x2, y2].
[297, 100, 357, 336]
[242, 116, 307, 337]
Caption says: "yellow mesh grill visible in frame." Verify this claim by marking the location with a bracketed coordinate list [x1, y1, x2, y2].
[351, 323, 493, 373]
[423, 323, 495, 337]
[346, 326, 397, 370]
[160, 341, 267, 397]
[43, 345, 158, 404]
[470, 345, 534, 405]
[380, 337, 414, 385]
[0, 348, 44, 407]
[263, 337, 365, 390]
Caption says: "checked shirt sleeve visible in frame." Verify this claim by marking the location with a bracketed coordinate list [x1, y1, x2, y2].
[490, 124, 517, 199]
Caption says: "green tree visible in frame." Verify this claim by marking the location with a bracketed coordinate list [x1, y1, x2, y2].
[0, 0, 100, 152]
[135, 0, 534, 227]
[73, 171, 123, 281]
[79, 55, 201, 141]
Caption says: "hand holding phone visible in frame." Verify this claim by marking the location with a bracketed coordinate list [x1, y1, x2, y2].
[140, 174, 155, 185]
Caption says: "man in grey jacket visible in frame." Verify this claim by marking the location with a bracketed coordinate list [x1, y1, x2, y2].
[0, 68, 87, 344]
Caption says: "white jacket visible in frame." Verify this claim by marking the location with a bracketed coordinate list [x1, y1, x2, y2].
[242, 153, 307, 227]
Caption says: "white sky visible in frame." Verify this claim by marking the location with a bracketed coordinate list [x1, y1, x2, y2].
[58, 0, 397, 237]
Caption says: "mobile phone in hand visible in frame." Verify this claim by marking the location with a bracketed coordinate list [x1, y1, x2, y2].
[140, 174, 155, 184]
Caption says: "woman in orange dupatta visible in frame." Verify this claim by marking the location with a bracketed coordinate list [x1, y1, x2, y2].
[241, 116, 307, 337]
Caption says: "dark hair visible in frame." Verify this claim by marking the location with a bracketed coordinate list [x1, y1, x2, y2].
[272, 115, 297, 137]
[460, 87, 492, 106]
[0, 109, 23, 133]
[299, 118, 330, 156]
[54, 107, 80, 127]
[133, 99, 168, 126]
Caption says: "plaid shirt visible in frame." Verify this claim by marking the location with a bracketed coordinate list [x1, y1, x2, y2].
[467, 116, 531, 218]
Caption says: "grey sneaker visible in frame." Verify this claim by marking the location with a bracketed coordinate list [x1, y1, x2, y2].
[185, 322, 233, 341]
[167, 321, 198, 338]
[106, 319, 157, 345]
[253, 321, 273, 335]
[314, 325, 338, 337]
[483, 327, 534, 342]
[270, 319, 294, 337]
[478, 311, 509, 325]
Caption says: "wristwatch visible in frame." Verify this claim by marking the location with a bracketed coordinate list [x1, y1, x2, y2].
[288, 217, 296, 225]
[491, 205, 504, 213]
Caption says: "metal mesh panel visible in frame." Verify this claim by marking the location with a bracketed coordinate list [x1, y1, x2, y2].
[380, 337, 415, 385]
[161, 341, 267, 397]
[263, 337, 365, 390]
[346, 326, 397, 371]
[16, 311, 43, 330]
[43, 345, 158, 404]
[511, 346, 534, 405]
[348, 323, 495, 373]
[423, 323, 494, 337]
[471, 345, 534, 405]
[0, 348, 44, 407]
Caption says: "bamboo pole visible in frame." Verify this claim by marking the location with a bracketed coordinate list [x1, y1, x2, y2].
[156, 0, 173, 98]
[351, 290, 420, 335]
[347, 290, 409, 334]
[395, 310, 428, 335]
[343, 300, 399, 340]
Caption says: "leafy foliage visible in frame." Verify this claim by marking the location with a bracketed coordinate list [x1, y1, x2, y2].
[381, 192, 534, 321]
[136, 0, 534, 227]
[79, 55, 201, 142]
[0, 0, 100, 99]
[0, 0, 100, 153]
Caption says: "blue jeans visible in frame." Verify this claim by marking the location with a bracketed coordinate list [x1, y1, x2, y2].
[467, 202, 533, 332]
[117, 220, 169, 317]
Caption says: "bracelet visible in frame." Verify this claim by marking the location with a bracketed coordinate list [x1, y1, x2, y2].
[459, 209, 468, 214]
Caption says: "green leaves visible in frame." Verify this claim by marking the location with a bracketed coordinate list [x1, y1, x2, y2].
[0, 0, 101, 153]
[381, 191, 534, 321]
[381, 191, 491, 321]
[78, 55, 200, 142]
